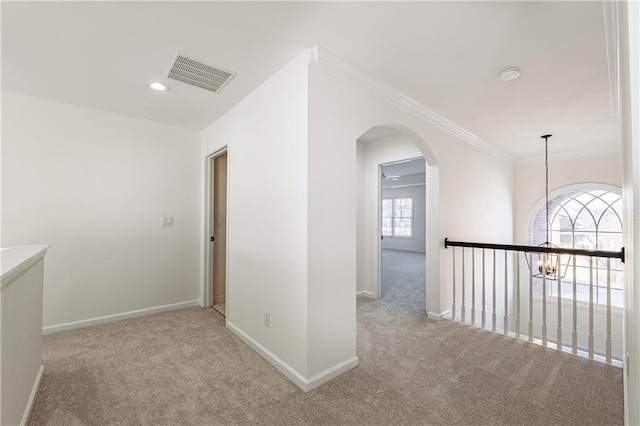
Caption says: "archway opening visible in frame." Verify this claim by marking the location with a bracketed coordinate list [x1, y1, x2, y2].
[355, 123, 440, 317]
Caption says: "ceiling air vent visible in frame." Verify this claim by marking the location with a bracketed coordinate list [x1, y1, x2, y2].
[166, 54, 235, 93]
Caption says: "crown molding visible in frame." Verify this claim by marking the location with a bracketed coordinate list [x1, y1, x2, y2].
[312, 47, 512, 163]
[602, 0, 621, 118]
[514, 145, 622, 165]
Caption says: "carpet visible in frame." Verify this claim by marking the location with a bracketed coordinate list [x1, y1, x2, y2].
[382, 249, 426, 311]
[29, 299, 623, 425]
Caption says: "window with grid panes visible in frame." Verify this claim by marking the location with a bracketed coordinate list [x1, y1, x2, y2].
[531, 189, 623, 308]
[382, 197, 413, 238]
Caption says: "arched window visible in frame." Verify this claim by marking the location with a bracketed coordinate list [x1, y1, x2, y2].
[531, 189, 623, 308]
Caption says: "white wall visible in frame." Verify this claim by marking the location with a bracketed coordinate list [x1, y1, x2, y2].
[1, 92, 201, 328]
[356, 141, 367, 294]
[199, 48, 514, 385]
[382, 174, 426, 253]
[200, 51, 311, 380]
[308, 52, 514, 377]
[620, 1, 640, 423]
[514, 154, 622, 244]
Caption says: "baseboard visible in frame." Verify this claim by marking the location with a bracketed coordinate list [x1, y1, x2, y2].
[356, 290, 376, 298]
[306, 356, 359, 392]
[213, 296, 226, 304]
[427, 309, 450, 321]
[226, 321, 308, 389]
[226, 321, 358, 392]
[43, 300, 200, 334]
[20, 364, 44, 426]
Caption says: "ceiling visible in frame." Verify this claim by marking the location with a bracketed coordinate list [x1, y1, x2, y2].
[383, 159, 426, 178]
[1, 1, 620, 160]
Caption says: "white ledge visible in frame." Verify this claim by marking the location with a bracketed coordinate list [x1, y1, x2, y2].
[1, 245, 51, 288]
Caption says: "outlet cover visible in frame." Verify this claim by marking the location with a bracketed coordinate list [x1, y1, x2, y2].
[161, 216, 174, 226]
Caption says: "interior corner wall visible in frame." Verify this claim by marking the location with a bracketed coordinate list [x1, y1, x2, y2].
[200, 50, 312, 380]
[1, 91, 201, 328]
[307, 61, 514, 377]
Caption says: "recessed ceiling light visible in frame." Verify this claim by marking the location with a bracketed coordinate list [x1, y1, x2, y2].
[498, 67, 521, 82]
[150, 82, 169, 91]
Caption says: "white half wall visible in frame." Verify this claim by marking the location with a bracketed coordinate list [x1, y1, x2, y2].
[1, 91, 201, 328]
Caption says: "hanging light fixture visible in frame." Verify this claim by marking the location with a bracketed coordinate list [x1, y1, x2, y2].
[526, 134, 568, 280]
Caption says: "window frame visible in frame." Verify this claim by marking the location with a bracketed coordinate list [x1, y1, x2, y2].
[382, 196, 414, 239]
[527, 186, 623, 309]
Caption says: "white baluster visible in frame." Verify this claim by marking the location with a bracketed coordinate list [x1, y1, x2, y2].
[528, 253, 533, 342]
[589, 257, 594, 359]
[452, 247, 456, 321]
[542, 254, 547, 346]
[516, 253, 520, 339]
[606, 258, 612, 364]
[482, 249, 486, 329]
[461, 247, 466, 323]
[492, 249, 496, 332]
[471, 249, 476, 325]
[557, 255, 562, 350]
[572, 255, 577, 354]
[504, 250, 508, 335]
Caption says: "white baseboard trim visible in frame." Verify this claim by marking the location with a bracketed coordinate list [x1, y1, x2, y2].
[21, 364, 44, 426]
[43, 300, 201, 334]
[306, 356, 359, 392]
[356, 290, 376, 298]
[427, 309, 450, 321]
[226, 321, 359, 392]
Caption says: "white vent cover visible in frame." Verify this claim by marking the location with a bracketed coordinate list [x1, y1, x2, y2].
[166, 54, 235, 93]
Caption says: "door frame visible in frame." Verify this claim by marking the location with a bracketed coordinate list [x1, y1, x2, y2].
[375, 154, 426, 301]
[204, 146, 230, 320]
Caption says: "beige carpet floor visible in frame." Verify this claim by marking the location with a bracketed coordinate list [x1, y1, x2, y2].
[382, 249, 426, 310]
[29, 298, 623, 425]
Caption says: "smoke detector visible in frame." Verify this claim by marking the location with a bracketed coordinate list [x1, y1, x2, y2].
[498, 67, 521, 82]
[166, 54, 235, 93]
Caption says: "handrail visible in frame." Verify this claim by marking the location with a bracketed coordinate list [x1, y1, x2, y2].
[444, 238, 624, 262]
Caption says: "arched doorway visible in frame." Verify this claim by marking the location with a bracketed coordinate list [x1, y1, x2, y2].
[355, 123, 440, 317]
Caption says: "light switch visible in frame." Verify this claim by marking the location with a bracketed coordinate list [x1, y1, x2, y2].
[160, 216, 174, 226]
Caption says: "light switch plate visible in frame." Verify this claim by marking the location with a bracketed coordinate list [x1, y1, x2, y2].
[161, 216, 174, 226]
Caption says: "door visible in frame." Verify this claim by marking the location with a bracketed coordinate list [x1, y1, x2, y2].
[211, 152, 227, 316]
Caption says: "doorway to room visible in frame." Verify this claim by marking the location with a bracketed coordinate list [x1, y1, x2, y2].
[380, 158, 427, 311]
[210, 151, 227, 317]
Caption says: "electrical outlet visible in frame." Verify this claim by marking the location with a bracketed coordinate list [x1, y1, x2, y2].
[264, 310, 270, 328]
[160, 216, 174, 226]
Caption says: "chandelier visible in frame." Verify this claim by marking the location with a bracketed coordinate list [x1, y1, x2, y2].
[526, 134, 568, 281]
